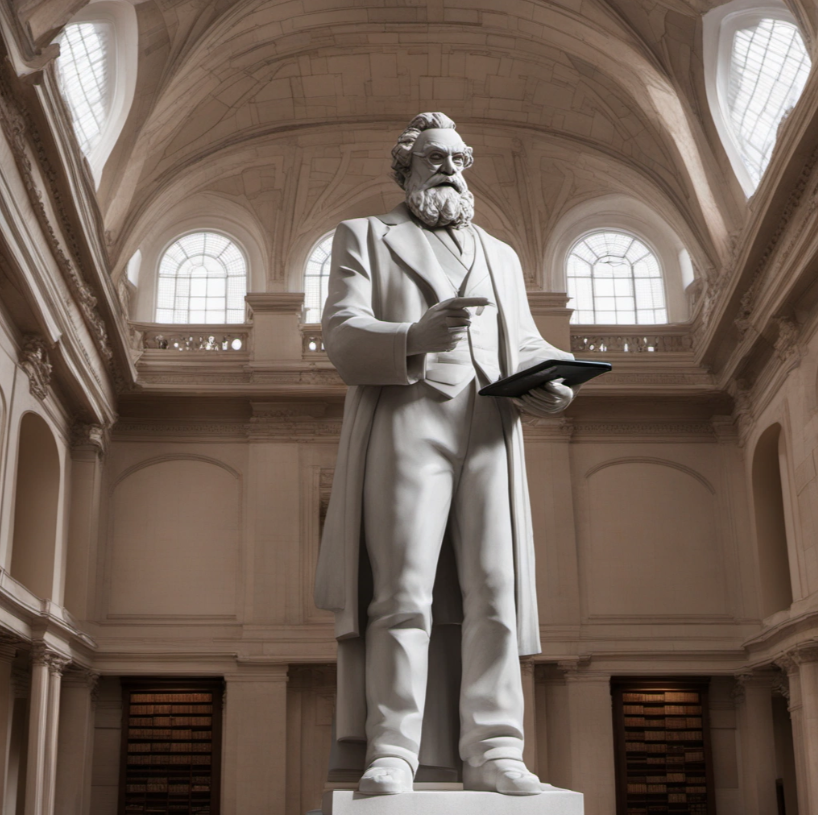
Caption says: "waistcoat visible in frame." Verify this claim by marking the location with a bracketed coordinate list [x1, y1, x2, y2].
[422, 230, 502, 398]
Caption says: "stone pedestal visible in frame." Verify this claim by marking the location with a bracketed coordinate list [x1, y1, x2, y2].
[308, 785, 584, 815]
[315, 788, 583, 815]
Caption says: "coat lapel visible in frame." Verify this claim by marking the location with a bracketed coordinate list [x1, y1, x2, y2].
[382, 215, 455, 305]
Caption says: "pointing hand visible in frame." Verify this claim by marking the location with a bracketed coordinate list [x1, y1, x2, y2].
[407, 297, 492, 355]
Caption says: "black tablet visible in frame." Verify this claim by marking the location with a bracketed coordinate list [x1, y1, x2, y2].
[478, 359, 612, 397]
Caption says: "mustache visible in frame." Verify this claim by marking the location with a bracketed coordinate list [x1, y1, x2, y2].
[423, 174, 466, 193]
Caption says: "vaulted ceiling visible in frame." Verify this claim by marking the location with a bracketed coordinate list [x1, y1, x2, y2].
[25, 0, 817, 283]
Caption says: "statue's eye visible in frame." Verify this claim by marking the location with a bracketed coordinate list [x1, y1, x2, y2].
[429, 152, 445, 163]
[452, 154, 465, 165]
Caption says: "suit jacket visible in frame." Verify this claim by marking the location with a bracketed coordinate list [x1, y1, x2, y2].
[315, 202, 573, 660]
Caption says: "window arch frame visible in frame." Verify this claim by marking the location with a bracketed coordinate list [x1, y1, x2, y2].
[56, 0, 138, 188]
[565, 228, 669, 325]
[153, 229, 250, 326]
[544, 194, 701, 324]
[302, 230, 336, 324]
[703, 0, 811, 197]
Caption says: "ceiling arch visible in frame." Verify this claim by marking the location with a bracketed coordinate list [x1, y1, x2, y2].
[100, 0, 740, 261]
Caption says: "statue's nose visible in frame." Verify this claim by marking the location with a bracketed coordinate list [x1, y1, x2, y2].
[440, 156, 457, 174]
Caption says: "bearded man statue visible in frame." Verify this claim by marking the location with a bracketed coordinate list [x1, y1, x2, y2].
[314, 112, 577, 796]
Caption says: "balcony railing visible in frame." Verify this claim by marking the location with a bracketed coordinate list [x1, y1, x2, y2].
[133, 323, 250, 353]
[570, 325, 694, 354]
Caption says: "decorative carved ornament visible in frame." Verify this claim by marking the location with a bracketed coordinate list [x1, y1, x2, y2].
[71, 421, 107, 454]
[30, 641, 71, 674]
[19, 334, 52, 400]
[0, 67, 112, 363]
[731, 144, 818, 336]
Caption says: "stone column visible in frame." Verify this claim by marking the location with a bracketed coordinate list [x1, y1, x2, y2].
[733, 673, 778, 815]
[777, 652, 810, 815]
[0, 636, 20, 807]
[54, 669, 99, 815]
[560, 663, 617, 815]
[520, 660, 538, 773]
[795, 646, 818, 814]
[222, 662, 289, 815]
[42, 653, 70, 815]
[24, 644, 69, 815]
[7, 668, 30, 815]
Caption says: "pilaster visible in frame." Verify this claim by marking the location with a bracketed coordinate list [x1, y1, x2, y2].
[776, 651, 810, 814]
[0, 636, 21, 810]
[557, 661, 616, 815]
[222, 661, 289, 815]
[54, 669, 99, 815]
[24, 643, 69, 815]
[733, 672, 778, 815]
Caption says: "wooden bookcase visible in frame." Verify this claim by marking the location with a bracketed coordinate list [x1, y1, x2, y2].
[119, 678, 224, 815]
[612, 678, 716, 815]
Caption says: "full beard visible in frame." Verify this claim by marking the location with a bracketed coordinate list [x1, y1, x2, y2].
[406, 185, 475, 228]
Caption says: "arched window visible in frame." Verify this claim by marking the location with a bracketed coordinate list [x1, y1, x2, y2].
[55, 2, 138, 187]
[704, 1, 811, 195]
[566, 231, 667, 324]
[155, 232, 247, 324]
[57, 22, 111, 156]
[303, 232, 334, 323]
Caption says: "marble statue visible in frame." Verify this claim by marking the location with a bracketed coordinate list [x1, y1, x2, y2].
[314, 113, 577, 796]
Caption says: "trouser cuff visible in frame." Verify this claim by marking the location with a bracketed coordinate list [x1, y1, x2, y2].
[365, 751, 419, 775]
[465, 746, 525, 768]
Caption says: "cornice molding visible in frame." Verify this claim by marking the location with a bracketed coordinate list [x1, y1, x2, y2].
[0, 66, 112, 364]
[246, 293, 305, 315]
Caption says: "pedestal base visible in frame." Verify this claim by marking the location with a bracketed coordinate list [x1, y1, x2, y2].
[315, 787, 584, 814]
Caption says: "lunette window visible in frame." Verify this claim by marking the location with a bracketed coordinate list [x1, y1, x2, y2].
[56, 22, 112, 157]
[726, 16, 810, 188]
[155, 232, 247, 324]
[567, 231, 667, 325]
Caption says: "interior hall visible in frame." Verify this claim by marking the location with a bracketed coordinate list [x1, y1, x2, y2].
[0, 0, 816, 812]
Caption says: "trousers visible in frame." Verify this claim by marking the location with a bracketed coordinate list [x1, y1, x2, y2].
[362, 378, 525, 772]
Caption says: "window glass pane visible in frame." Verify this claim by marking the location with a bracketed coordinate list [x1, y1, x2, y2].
[155, 232, 247, 324]
[56, 22, 112, 156]
[304, 233, 335, 323]
[727, 17, 810, 187]
[567, 231, 668, 324]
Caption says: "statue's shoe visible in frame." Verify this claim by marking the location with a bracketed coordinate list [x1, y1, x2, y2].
[463, 759, 544, 795]
[358, 757, 414, 795]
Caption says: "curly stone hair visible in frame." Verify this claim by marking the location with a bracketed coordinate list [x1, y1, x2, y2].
[390, 112, 474, 189]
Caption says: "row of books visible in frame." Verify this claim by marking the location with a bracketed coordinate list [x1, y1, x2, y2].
[129, 717, 212, 727]
[629, 733, 703, 744]
[128, 730, 212, 739]
[131, 693, 212, 703]
[627, 784, 708, 793]
[622, 693, 700, 703]
[626, 775, 705, 784]
[625, 744, 705, 759]
[130, 705, 214, 715]
[127, 755, 212, 765]
[624, 717, 703, 728]
[128, 743, 211, 753]
[623, 705, 703, 715]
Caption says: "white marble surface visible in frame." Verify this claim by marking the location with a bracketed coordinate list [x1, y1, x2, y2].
[316, 788, 584, 815]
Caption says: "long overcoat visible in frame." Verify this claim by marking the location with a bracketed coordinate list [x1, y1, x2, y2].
[314, 203, 573, 751]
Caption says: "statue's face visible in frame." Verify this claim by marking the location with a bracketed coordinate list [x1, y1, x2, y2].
[405, 128, 470, 195]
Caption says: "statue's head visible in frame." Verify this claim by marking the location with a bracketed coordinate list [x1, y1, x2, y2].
[391, 112, 475, 228]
